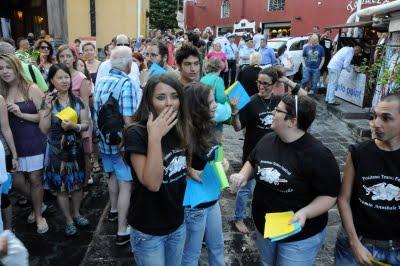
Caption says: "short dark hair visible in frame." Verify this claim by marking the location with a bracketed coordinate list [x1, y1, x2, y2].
[281, 95, 316, 131]
[175, 45, 200, 66]
[382, 91, 400, 113]
[259, 67, 283, 85]
[16, 37, 28, 49]
[150, 40, 168, 59]
[257, 27, 262, 33]
[187, 32, 200, 47]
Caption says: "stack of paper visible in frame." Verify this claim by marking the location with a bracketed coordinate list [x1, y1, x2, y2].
[225, 81, 251, 110]
[183, 162, 221, 208]
[55, 107, 78, 124]
[183, 146, 229, 207]
[264, 211, 302, 241]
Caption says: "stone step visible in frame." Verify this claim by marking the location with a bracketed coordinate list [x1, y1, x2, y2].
[342, 118, 372, 139]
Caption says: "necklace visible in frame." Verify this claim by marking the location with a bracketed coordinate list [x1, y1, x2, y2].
[258, 94, 273, 112]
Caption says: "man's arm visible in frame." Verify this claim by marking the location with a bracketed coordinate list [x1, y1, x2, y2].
[337, 153, 372, 265]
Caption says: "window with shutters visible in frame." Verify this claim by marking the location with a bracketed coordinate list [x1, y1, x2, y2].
[221, 0, 230, 18]
[268, 0, 285, 11]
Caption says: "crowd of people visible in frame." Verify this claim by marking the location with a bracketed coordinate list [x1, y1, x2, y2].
[0, 26, 397, 266]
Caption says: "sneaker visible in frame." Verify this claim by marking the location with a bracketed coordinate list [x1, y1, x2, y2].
[116, 234, 130, 246]
[73, 216, 90, 227]
[65, 223, 78, 236]
[27, 203, 48, 224]
[108, 211, 118, 222]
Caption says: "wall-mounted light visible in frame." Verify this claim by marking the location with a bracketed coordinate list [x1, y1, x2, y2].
[16, 11, 23, 21]
[34, 16, 44, 24]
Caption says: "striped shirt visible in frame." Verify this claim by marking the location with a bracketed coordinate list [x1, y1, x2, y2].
[94, 68, 139, 154]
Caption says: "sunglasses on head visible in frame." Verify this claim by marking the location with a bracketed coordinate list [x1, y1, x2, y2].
[116, 43, 130, 47]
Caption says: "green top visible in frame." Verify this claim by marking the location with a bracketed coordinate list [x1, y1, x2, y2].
[21, 62, 48, 92]
[200, 72, 226, 104]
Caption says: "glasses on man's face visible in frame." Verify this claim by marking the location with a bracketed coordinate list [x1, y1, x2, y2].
[116, 43, 130, 47]
[257, 80, 273, 87]
[144, 52, 159, 58]
[274, 107, 289, 115]
[39, 46, 50, 50]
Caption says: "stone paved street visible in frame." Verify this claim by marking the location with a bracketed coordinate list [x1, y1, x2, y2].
[19, 98, 358, 265]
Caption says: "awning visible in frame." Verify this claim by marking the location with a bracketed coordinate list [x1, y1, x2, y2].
[325, 21, 373, 30]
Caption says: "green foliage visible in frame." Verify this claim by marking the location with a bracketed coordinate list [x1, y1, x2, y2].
[149, 0, 183, 31]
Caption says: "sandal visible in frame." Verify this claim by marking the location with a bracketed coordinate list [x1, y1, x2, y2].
[27, 203, 48, 224]
[37, 218, 49, 234]
[73, 216, 90, 227]
[65, 223, 77, 236]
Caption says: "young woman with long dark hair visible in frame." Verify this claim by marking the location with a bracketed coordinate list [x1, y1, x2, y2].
[123, 73, 187, 265]
[39, 63, 89, 236]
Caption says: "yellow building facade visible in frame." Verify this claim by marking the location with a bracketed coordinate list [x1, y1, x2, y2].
[66, 0, 149, 48]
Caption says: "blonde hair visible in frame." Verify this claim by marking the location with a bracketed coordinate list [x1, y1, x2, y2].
[0, 53, 31, 101]
[250, 52, 261, 66]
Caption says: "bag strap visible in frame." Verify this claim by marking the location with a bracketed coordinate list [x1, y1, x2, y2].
[28, 64, 37, 83]
[110, 77, 129, 101]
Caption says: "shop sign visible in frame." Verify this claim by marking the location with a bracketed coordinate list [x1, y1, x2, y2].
[233, 19, 255, 36]
[347, 0, 391, 13]
[335, 69, 367, 107]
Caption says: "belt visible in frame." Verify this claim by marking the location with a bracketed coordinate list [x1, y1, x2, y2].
[360, 236, 400, 249]
[227, 59, 236, 61]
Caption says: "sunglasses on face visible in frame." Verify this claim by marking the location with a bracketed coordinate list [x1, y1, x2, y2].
[39, 46, 50, 50]
[116, 43, 130, 47]
[257, 80, 274, 86]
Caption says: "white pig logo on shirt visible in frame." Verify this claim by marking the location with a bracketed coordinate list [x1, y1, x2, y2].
[363, 183, 400, 201]
[257, 166, 288, 185]
[165, 156, 186, 178]
[260, 114, 273, 127]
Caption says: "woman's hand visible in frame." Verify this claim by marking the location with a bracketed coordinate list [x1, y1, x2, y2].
[41, 92, 56, 110]
[291, 208, 308, 227]
[222, 158, 229, 172]
[7, 103, 22, 118]
[147, 107, 178, 141]
[351, 240, 373, 266]
[11, 157, 19, 172]
[188, 168, 202, 183]
[230, 173, 247, 188]
[61, 119, 75, 131]
[229, 97, 239, 113]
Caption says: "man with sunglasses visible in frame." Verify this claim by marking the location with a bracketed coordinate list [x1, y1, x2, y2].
[335, 93, 400, 265]
[230, 67, 307, 234]
[96, 34, 141, 102]
[230, 94, 341, 265]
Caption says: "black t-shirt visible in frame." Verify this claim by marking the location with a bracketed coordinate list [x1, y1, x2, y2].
[239, 94, 281, 164]
[248, 133, 341, 242]
[124, 125, 187, 236]
[349, 140, 400, 240]
[319, 37, 332, 60]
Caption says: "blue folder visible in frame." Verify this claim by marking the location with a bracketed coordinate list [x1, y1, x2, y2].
[225, 81, 251, 110]
[183, 163, 221, 208]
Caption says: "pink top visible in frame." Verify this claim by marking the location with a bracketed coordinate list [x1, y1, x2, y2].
[207, 50, 227, 62]
[71, 71, 87, 97]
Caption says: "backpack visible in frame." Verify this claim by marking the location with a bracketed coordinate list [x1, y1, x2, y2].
[97, 78, 128, 145]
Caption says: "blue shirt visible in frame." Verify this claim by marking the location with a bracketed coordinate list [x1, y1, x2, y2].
[223, 43, 238, 60]
[259, 47, 276, 65]
[303, 44, 325, 69]
[94, 68, 140, 154]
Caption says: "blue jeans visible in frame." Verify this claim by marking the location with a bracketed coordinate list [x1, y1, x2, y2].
[182, 202, 225, 266]
[234, 178, 256, 221]
[256, 227, 327, 266]
[325, 68, 341, 103]
[301, 67, 320, 91]
[334, 226, 400, 266]
[130, 223, 186, 266]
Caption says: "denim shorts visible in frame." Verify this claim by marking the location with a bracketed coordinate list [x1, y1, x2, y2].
[100, 153, 132, 181]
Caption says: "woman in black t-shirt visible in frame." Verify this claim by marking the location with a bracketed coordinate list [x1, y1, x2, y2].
[123, 74, 187, 266]
[181, 82, 227, 266]
[230, 95, 340, 265]
[231, 67, 307, 234]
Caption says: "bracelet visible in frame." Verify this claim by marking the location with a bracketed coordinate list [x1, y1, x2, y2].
[291, 84, 301, 95]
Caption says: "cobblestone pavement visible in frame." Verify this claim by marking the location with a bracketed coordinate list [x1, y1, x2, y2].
[20, 98, 358, 265]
